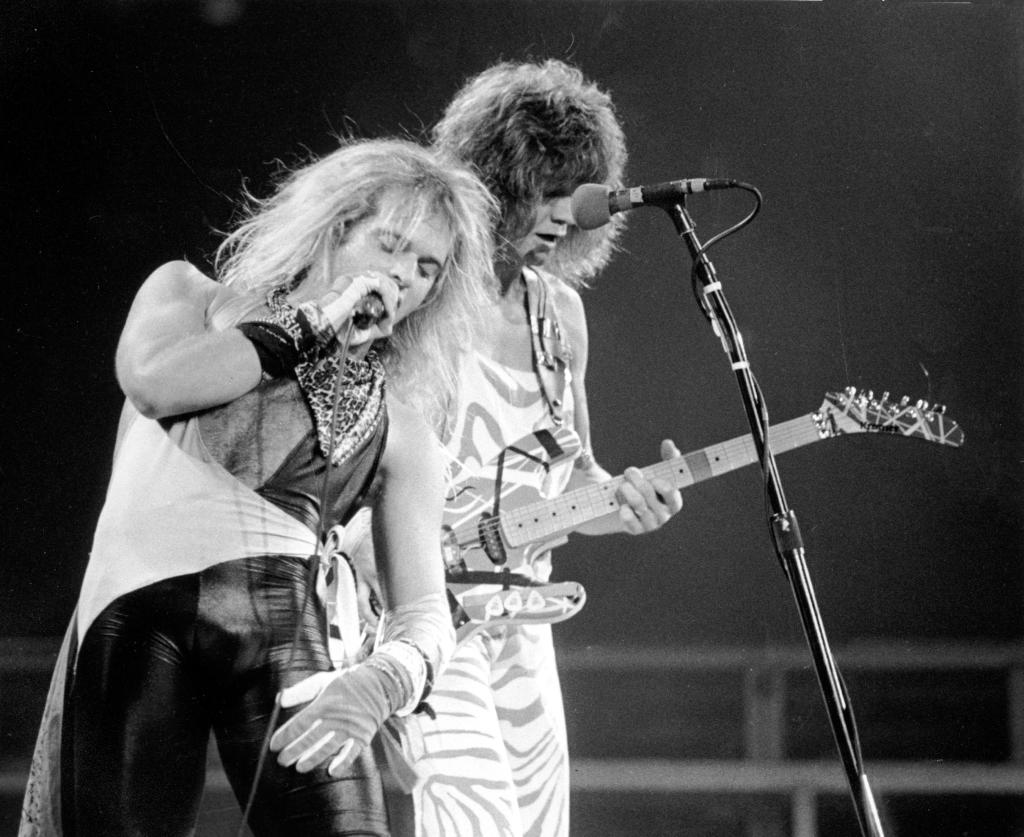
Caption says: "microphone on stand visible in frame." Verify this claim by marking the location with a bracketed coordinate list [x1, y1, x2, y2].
[352, 292, 385, 329]
[571, 179, 738, 230]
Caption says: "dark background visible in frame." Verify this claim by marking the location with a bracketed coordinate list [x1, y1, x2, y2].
[2, 0, 1022, 834]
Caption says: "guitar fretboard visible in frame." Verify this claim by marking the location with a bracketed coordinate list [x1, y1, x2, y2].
[501, 412, 824, 547]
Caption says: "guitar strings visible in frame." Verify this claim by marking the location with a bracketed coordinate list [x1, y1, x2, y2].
[489, 413, 817, 541]
[469, 397, 935, 546]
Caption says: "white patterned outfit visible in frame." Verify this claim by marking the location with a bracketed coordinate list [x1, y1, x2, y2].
[400, 278, 576, 837]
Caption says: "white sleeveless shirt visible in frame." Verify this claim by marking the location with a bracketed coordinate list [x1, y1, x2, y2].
[444, 345, 578, 580]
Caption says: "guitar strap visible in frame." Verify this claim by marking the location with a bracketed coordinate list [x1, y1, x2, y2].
[522, 267, 571, 426]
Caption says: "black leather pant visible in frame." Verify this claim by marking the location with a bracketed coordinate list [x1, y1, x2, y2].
[64, 555, 389, 836]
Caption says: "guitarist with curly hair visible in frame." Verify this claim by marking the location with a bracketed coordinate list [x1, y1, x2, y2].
[360, 59, 686, 837]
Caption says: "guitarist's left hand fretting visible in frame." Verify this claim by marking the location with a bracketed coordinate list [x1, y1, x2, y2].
[448, 388, 963, 580]
[570, 438, 684, 538]
[616, 439, 684, 535]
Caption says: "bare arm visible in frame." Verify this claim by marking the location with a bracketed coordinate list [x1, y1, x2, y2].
[115, 260, 262, 418]
[268, 396, 453, 777]
[556, 283, 683, 536]
[370, 396, 448, 607]
[558, 283, 611, 487]
[117, 261, 408, 420]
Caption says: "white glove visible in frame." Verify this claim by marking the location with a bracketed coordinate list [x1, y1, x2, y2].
[270, 660, 402, 777]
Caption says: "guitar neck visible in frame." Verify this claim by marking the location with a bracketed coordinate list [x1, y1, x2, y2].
[501, 412, 824, 547]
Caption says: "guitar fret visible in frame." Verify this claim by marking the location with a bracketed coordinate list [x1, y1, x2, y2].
[683, 450, 712, 483]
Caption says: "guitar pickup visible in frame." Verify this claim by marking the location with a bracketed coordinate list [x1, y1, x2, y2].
[440, 524, 469, 577]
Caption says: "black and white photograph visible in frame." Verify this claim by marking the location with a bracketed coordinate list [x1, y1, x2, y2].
[3, 1, 1022, 835]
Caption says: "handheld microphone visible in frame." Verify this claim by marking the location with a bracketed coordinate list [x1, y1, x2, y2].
[571, 179, 738, 230]
[352, 292, 385, 329]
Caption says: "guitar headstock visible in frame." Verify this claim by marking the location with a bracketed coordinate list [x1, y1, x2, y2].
[814, 387, 964, 447]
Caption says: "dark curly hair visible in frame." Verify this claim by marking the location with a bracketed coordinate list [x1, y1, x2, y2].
[432, 59, 628, 287]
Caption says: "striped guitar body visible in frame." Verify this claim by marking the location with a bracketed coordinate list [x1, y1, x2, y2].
[442, 427, 588, 644]
[443, 388, 964, 645]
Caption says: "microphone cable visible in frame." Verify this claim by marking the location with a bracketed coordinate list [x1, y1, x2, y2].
[236, 314, 365, 837]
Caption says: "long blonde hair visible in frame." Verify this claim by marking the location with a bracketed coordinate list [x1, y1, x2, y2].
[215, 138, 497, 434]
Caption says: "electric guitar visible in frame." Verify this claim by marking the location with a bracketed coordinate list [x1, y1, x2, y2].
[447, 387, 963, 644]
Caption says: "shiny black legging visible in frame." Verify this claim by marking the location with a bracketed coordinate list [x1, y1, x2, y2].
[63, 555, 389, 836]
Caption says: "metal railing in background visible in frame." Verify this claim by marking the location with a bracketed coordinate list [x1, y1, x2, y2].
[2, 638, 1023, 836]
[558, 642, 1024, 837]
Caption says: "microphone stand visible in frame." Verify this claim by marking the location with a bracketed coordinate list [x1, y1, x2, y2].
[664, 197, 886, 837]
